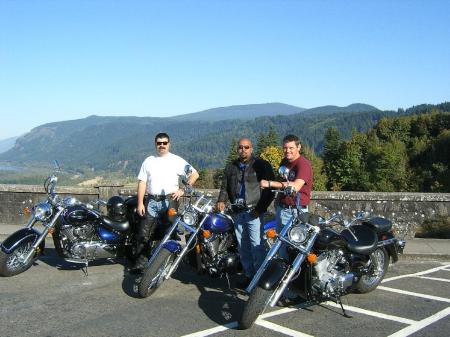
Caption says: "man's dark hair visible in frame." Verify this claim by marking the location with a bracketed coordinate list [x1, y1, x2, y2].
[154, 132, 170, 143]
[282, 134, 300, 146]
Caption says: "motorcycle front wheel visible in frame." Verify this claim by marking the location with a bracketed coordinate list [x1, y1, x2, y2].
[0, 240, 36, 277]
[354, 247, 389, 293]
[138, 248, 175, 298]
[239, 287, 273, 329]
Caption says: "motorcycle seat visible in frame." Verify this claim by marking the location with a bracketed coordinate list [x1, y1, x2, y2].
[102, 216, 130, 232]
[342, 225, 378, 255]
[363, 217, 392, 233]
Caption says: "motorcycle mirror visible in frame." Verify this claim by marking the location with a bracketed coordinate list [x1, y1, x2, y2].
[53, 160, 61, 171]
[278, 166, 290, 180]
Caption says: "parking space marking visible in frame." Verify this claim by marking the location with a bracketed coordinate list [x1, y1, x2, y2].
[387, 306, 450, 337]
[415, 275, 450, 283]
[180, 322, 237, 337]
[256, 319, 313, 337]
[183, 263, 450, 337]
[323, 301, 417, 325]
[383, 264, 450, 283]
[377, 286, 450, 303]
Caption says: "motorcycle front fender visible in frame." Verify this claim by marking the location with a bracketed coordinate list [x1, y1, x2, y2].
[258, 258, 289, 291]
[1, 228, 45, 254]
[162, 240, 182, 254]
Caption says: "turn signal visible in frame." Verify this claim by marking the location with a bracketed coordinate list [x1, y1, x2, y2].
[195, 244, 201, 253]
[167, 208, 177, 216]
[203, 230, 211, 238]
[23, 207, 31, 215]
[307, 253, 317, 264]
[266, 228, 277, 239]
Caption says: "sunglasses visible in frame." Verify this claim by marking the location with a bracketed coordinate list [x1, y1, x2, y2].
[156, 141, 169, 146]
[238, 145, 251, 150]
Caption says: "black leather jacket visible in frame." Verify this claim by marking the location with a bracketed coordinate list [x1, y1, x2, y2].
[218, 156, 275, 214]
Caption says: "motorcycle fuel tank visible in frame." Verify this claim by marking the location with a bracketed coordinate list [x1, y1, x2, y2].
[61, 205, 99, 226]
[203, 213, 234, 233]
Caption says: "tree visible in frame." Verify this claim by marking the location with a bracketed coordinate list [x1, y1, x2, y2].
[322, 127, 343, 190]
[256, 127, 279, 157]
[260, 145, 283, 174]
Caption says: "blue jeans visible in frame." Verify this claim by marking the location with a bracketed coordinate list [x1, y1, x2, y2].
[233, 210, 266, 278]
[147, 199, 170, 217]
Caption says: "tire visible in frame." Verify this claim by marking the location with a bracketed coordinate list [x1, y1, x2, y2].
[0, 239, 36, 277]
[239, 287, 273, 329]
[137, 248, 174, 298]
[354, 247, 389, 293]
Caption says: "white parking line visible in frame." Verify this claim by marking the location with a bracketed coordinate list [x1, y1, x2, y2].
[387, 306, 450, 337]
[378, 286, 450, 303]
[415, 275, 450, 283]
[256, 319, 314, 337]
[180, 321, 237, 337]
[383, 264, 450, 283]
[323, 301, 417, 325]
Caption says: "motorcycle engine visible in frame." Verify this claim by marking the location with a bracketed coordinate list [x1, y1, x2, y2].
[201, 232, 239, 276]
[59, 223, 115, 260]
[312, 249, 355, 297]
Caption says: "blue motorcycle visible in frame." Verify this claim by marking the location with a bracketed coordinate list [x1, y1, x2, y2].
[137, 182, 240, 298]
[0, 162, 152, 277]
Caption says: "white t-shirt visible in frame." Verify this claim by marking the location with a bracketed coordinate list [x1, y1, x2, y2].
[137, 152, 196, 195]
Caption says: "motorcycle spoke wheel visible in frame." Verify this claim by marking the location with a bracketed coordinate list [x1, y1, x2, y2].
[137, 248, 174, 298]
[0, 241, 35, 277]
[239, 287, 274, 329]
[354, 247, 389, 293]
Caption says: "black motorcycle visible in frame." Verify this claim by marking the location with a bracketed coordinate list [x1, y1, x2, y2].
[0, 166, 156, 277]
[137, 170, 240, 298]
[239, 166, 406, 329]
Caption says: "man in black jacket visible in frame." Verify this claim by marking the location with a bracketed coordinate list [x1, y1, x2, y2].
[217, 137, 275, 288]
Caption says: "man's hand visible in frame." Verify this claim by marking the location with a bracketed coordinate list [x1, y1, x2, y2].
[171, 188, 185, 201]
[216, 201, 225, 212]
[137, 203, 146, 216]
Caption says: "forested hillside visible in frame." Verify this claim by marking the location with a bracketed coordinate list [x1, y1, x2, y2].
[0, 102, 448, 192]
[323, 109, 450, 192]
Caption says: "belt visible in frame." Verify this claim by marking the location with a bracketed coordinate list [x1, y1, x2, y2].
[279, 203, 307, 210]
[149, 194, 168, 202]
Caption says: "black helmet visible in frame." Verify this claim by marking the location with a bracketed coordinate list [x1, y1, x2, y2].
[107, 196, 126, 221]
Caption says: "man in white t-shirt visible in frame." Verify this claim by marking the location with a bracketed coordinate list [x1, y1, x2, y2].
[131, 132, 199, 272]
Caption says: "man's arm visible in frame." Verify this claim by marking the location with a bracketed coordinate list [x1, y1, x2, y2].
[137, 180, 147, 216]
[254, 159, 275, 214]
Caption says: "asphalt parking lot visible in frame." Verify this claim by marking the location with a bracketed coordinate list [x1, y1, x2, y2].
[0, 245, 449, 337]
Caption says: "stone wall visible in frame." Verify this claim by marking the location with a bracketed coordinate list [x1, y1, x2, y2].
[1, 184, 449, 239]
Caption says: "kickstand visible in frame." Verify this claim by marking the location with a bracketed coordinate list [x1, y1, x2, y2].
[225, 273, 231, 290]
[81, 262, 89, 277]
[337, 296, 352, 318]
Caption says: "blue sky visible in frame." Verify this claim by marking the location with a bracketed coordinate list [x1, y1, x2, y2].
[1, 0, 449, 139]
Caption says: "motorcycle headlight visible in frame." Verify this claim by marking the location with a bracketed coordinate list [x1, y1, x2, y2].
[34, 202, 53, 221]
[182, 211, 197, 226]
[288, 225, 307, 244]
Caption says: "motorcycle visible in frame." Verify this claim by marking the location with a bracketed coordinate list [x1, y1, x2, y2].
[0, 162, 155, 277]
[239, 166, 406, 329]
[137, 167, 240, 298]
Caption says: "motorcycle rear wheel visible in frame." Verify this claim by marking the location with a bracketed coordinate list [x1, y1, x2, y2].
[138, 248, 174, 298]
[239, 287, 273, 329]
[0, 240, 36, 277]
[354, 247, 389, 293]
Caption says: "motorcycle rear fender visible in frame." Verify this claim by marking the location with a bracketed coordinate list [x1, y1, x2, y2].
[377, 232, 400, 263]
[0, 228, 45, 255]
[258, 258, 289, 291]
[162, 240, 182, 254]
